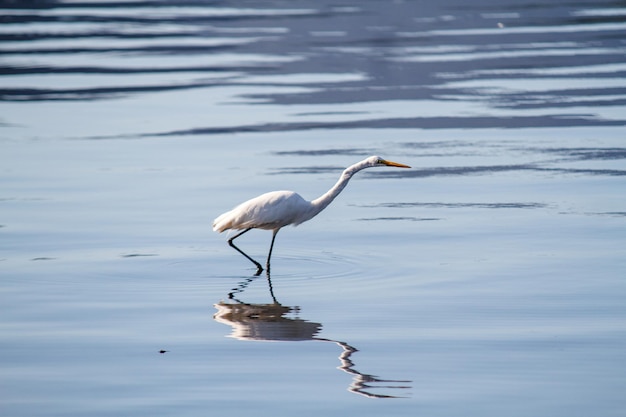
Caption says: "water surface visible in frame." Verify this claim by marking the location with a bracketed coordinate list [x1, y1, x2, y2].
[1, 1, 625, 416]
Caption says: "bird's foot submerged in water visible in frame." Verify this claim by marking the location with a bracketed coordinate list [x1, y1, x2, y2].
[253, 261, 271, 276]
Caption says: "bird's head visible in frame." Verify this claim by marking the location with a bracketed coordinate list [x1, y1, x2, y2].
[368, 155, 411, 169]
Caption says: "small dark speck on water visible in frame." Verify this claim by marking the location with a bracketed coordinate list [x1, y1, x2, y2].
[121, 253, 158, 258]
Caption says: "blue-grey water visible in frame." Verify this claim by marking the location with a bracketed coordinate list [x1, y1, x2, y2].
[1, 1, 625, 416]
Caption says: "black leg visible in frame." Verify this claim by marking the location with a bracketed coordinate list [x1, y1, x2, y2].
[228, 228, 263, 275]
[265, 229, 279, 273]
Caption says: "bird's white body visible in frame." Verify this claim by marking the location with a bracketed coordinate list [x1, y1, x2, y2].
[213, 155, 410, 273]
[213, 190, 314, 232]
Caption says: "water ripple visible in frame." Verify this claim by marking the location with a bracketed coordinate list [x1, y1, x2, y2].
[2, 0, 625, 133]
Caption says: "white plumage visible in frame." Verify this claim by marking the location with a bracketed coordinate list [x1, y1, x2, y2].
[213, 191, 312, 232]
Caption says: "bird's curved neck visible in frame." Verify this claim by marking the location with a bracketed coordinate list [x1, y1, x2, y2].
[309, 166, 358, 216]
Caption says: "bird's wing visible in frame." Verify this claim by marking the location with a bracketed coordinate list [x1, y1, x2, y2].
[213, 191, 308, 232]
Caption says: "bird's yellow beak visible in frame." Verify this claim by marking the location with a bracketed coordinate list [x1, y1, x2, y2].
[381, 159, 411, 168]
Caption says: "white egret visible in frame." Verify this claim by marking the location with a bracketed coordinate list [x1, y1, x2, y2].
[213, 155, 411, 273]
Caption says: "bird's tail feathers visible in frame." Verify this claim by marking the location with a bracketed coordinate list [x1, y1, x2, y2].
[212, 212, 233, 233]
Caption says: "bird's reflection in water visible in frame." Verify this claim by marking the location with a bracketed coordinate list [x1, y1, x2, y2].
[214, 274, 411, 398]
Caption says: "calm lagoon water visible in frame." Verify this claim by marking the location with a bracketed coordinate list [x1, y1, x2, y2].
[1, 1, 626, 416]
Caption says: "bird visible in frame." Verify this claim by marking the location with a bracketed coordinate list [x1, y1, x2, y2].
[213, 155, 411, 274]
